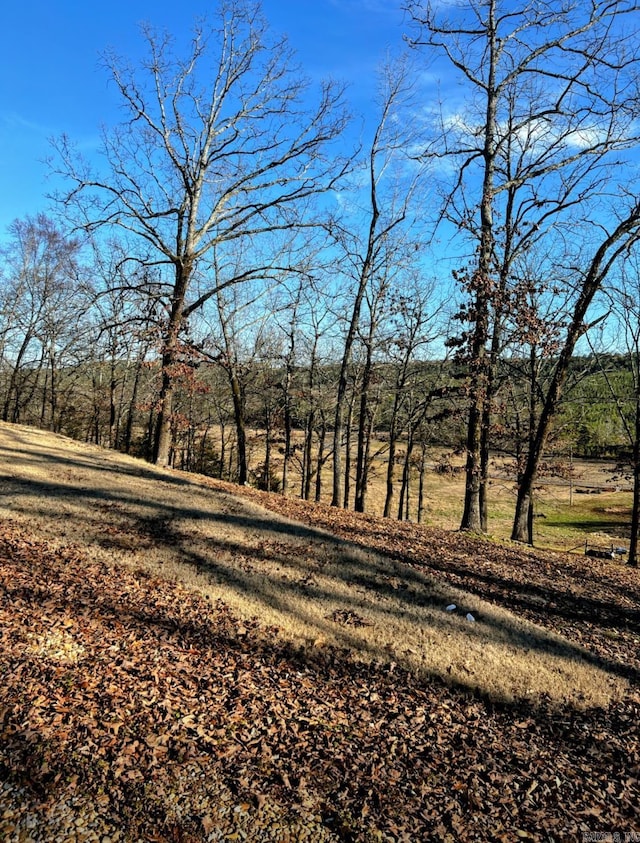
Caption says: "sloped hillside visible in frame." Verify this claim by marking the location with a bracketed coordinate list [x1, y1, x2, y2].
[0, 422, 638, 841]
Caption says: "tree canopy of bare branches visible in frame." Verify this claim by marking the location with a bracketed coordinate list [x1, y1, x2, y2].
[53, 0, 349, 464]
[406, 0, 640, 532]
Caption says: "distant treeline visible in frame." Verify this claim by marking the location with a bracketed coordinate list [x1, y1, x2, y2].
[0, 348, 635, 499]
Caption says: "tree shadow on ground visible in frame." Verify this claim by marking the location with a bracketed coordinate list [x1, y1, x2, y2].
[3, 527, 638, 843]
[1, 461, 637, 701]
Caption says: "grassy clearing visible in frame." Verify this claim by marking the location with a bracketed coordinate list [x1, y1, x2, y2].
[0, 421, 627, 708]
[533, 493, 632, 552]
[240, 429, 635, 553]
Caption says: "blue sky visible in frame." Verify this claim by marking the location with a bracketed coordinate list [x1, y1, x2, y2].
[0, 0, 412, 235]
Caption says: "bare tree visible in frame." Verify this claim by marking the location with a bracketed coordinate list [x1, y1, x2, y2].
[382, 279, 444, 518]
[210, 286, 257, 485]
[511, 202, 640, 543]
[298, 282, 334, 502]
[330, 55, 424, 508]
[580, 255, 640, 565]
[87, 245, 165, 450]
[0, 215, 90, 428]
[53, 0, 348, 465]
[495, 249, 577, 541]
[269, 272, 314, 496]
[407, 0, 640, 532]
[353, 275, 387, 513]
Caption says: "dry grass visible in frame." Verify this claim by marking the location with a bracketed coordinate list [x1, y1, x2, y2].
[240, 429, 634, 552]
[0, 421, 626, 707]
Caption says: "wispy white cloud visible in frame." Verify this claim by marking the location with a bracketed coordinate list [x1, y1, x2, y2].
[0, 112, 102, 156]
[1, 112, 52, 137]
[424, 104, 615, 156]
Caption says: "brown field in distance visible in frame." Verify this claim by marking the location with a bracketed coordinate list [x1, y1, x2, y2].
[239, 429, 634, 555]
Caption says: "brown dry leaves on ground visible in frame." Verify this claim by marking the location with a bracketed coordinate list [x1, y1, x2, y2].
[1, 512, 639, 842]
[0, 424, 639, 841]
[219, 480, 640, 685]
[0, 423, 618, 709]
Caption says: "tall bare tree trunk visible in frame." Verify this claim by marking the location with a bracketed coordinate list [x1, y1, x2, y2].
[460, 1, 497, 533]
[154, 262, 190, 465]
[343, 388, 356, 508]
[316, 412, 327, 503]
[383, 389, 402, 518]
[629, 407, 640, 566]
[417, 442, 427, 524]
[512, 205, 640, 543]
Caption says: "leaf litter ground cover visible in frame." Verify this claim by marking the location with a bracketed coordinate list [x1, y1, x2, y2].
[1, 525, 639, 842]
[224, 482, 640, 690]
[0, 423, 623, 710]
[0, 424, 639, 840]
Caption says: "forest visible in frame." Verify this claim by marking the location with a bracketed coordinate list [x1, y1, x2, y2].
[4, 0, 640, 556]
